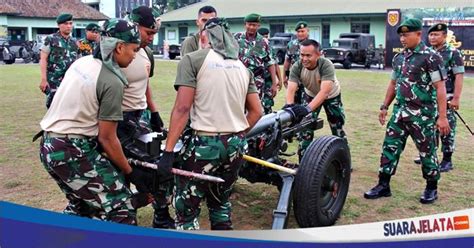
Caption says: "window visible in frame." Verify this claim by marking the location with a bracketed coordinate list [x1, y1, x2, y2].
[351, 23, 370, 33]
[168, 30, 176, 40]
[322, 23, 330, 48]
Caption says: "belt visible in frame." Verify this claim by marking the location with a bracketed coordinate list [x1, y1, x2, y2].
[193, 130, 234, 136]
[45, 131, 91, 139]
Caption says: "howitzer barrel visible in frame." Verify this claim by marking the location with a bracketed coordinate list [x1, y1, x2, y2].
[246, 110, 294, 139]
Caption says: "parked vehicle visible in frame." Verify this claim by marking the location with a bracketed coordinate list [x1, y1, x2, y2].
[168, 44, 181, 60]
[269, 32, 296, 65]
[323, 33, 375, 69]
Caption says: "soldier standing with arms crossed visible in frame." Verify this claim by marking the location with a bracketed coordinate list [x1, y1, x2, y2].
[157, 18, 262, 230]
[38, 13, 78, 108]
[364, 19, 450, 204]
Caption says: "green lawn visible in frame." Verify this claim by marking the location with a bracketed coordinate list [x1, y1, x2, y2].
[0, 61, 473, 229]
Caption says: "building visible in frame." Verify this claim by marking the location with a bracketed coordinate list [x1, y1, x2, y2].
[81, 0, 153, 18]
[158, 0, 472, 49]
[0, 0, 108, 41]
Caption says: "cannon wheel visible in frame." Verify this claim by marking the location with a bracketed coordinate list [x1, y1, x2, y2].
[293, 135, 351, 227]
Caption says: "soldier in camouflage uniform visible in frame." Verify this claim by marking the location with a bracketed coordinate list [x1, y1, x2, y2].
[235, 13, 278, 114]
[120, 6, 174, 229]
[364, 19, 451, 204]
[38, 13, 78, 108]
[285, 39, 347, 160]
[284, 21, 309, 104]
[427, 23, 465, 172]
[39, 20, 152, 224]
[258, 27, 283, 95]
[157, 18, 262, 230]
[377, 44, 385, 69]
[77, 23, 100, 57]
[365, 44, 375, 69]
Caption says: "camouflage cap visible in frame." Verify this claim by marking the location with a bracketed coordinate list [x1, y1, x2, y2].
[85, 23, 100, 31]
[397, 18, 422, 34]
[56, 13, 73, 24]
[244, 13, 261, 23]
[295, 21, 308, 31]
[428, 23, 447, 34]
[257, 27, 270, 36]
[102, 19, 140, 44]
[130, 6, 161, 30]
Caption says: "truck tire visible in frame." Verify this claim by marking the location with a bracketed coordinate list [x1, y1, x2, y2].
[293, 135, 351, 227]
[169, 54, 176, 60]
[342, 57, 352, 69]
[4, 58, 15, 64]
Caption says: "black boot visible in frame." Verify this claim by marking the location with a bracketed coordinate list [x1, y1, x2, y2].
[152, 206, 175, 229]
[439, 152, 453, 172]
[420, 180, 438, 204]
[364, 174, 392, 199]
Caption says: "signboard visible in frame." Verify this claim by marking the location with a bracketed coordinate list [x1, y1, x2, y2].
[385, 7, 474, 70]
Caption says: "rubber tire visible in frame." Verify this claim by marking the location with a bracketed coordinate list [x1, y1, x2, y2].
[4, 59, 15, 64]
[342, 58, 352, 69]
[293, 135, 351, 227]
[169, 54, 176, 60]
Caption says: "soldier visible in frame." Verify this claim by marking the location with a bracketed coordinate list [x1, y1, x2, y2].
[77, 23, 100, 57]
[39, 19, 152, 224]
[377, 44, 385, 69]
[38, 13, 78, 108]
[181, 5, 217, 56]
[119, 5, 173, 229]
[363, 18, 450, 204]
[427, 23, 464, 172]
[285, 39, 347, 159]
[283, 21, 309, 104]
[235, 13, 278, 114]
[365, 43, 375, 69]
[258, 27, 283, 92]
[157, 18, 262, 230]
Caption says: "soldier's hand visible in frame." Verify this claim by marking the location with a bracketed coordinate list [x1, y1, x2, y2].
[283, 78, 288, 89]
[285, 104, 311, 124]
[39, 80, 49, 93]
[150, 112, 164, 132]
[379, 109, 388, 126]
[157, 151, 174, 178]
[271, 82, 279, 97]
[437, 117, 451, 136]
[448, 99, 460, 111]
[127, 169, 154, 193]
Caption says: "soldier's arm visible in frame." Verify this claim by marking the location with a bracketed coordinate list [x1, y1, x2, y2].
[286, 81, 298, 104]
[379, 79, 396, 125]
[450, 50, 465, 109]
[145, 80, 157, 112]
[163, 86, 195, 152]
[433, 80, 450, 136]
[307, 81, 332, 111]
[39, 51, 49, 92]
[98, 120, 132, 174]
[245, 93, 263, 131]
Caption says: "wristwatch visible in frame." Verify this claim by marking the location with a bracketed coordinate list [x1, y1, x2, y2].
[379, 104, 389, 111]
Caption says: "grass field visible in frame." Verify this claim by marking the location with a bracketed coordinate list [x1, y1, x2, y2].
[0, 61, 473, 230]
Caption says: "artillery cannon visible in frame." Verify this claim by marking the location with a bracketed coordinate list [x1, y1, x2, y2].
[241, 110, 351, 229]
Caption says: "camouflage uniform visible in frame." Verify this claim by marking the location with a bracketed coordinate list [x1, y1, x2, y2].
[235, 32, 275, 114]
[77, 38, 97, 57]
[41, 32, 78, 108]
[432, 42, 464, 153]
[174, 133, 247, 230]
[39, 136, 136, 224]
[286, 38, 307, 104]
[377, 47, 385, 69]
[365, 46, 375, 68]
[380, 42, 444, 181]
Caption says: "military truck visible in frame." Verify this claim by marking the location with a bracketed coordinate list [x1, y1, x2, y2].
[269, 32, 296, 65]
[323, 33, 375, 69]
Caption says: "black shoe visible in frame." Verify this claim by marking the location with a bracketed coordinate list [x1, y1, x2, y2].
[364, 183, 392, 199]
[413, 156, 421, 164]
[152, 208, 175, 229]
[420, 188, 438, 204]
[439, 160, 453, 172]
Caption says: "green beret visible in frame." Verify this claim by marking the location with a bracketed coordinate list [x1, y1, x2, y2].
[428, 23, 447, 34]
[244, 13, 261, 23]
[257, 27, 270, 35]
[397, 18, 422, 34]
[103, 19, 141, 44]
[295, 21, 308, 31]
[85, 23, 100, 31]
[56, 13, 73, 24]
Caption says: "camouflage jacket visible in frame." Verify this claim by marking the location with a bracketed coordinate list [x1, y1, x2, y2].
[42, 32, 78, 88]
[432, 42, 465, 94]
[366, 47, 376, 57]
[234, 32, 274, 81]
[285, 38, 306, 65]
[391, 42, 444, 118]
[77, 38, 97, 57]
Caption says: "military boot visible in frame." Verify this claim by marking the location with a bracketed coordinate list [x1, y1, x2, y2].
[152, 206, 175, 229]
[439, 152, 453, 172]
[420, 180, 438, 204]
[364, 174, 392, 199]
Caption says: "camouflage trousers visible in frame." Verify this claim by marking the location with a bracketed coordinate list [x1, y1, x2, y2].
[257, 76, 274, 114]
[174, 132, 247, 230]
[117, 110, 174, 226]
[297, 93, 347, 159]
[438, 108, 457, 153]
[380, 113, 440, 181]
[39, 136, 137, 224]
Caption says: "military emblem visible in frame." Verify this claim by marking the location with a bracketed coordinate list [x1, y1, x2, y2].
[437, 24, 442, 30]
[447, 29, 462, 48]
[388, 10, 400, 27]
[401, 26, 409, 33]
[300, 24, 305, 29]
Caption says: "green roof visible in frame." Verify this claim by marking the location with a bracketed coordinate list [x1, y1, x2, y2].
[160, 0, 473, 22]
